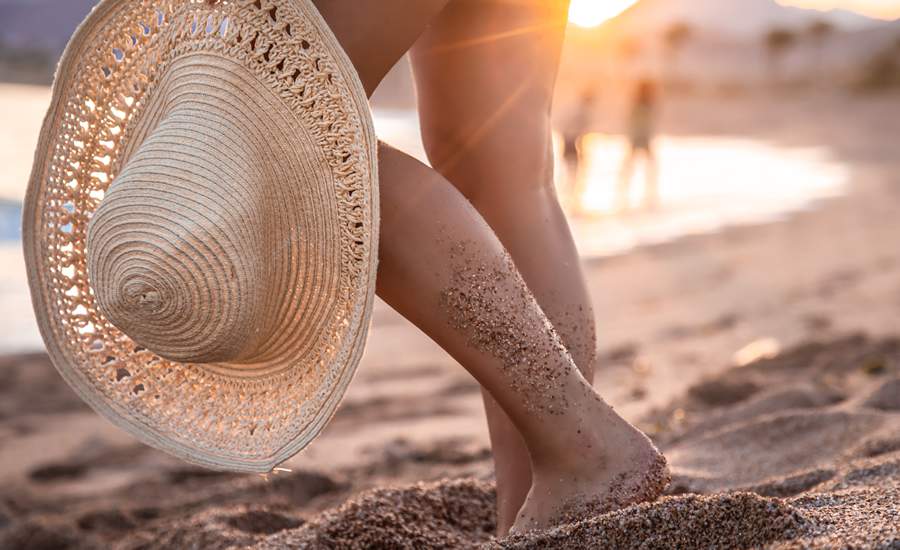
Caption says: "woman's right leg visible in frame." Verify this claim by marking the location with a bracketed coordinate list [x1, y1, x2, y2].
[375, 142, 669, 533]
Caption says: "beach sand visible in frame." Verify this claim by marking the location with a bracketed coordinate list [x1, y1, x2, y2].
[1, 93, 899, 548]
[257, 337, 900, 549]
[2, 337, 898, 549]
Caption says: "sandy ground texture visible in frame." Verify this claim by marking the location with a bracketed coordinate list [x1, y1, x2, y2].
[1, 337, 898, 549]
[1, 93, 899, 548]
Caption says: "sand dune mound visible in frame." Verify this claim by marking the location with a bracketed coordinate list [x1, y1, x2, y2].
[300, 335, 899, 549]
[242, 335, 900, 549]
[779, 457, 900, 549]
[666, 408, 891, 492]
[115, 505, 305, 550]
[497, 492, 812, 549]
[1, 335, 898, 549]
[252, 479, 496, 549]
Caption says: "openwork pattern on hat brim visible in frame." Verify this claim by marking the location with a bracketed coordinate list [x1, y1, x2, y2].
[23, 0, 378, 473]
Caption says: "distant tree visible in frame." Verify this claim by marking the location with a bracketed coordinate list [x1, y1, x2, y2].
[857, 48, 900, 91]
[663, 22, 692, 83]
[764, 27, 798, 83]
[807, 19, 835, 76]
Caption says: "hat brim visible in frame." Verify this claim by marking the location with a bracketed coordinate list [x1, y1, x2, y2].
[23, 0, 378, 472]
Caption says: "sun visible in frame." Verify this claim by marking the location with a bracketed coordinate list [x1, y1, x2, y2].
[568, 0, 638, 28]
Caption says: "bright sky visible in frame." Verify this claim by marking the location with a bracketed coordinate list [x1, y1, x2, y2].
[568, 0, 637, 28]
[567, 0, 900, 28]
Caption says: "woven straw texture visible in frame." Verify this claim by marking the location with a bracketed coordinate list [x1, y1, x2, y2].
[23, 0, 378, 472]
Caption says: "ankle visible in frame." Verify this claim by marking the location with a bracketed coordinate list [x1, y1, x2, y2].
[529, 405, 655, 479]
[529, 420, 607, 476]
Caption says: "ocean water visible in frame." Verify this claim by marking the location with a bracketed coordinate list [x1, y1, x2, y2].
[0, 87, 848, 353]
[562, 133, 847, 257]
[376, 109, 848, 258]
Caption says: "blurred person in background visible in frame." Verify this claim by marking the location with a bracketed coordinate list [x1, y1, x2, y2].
[617, 78, 659, 212]
[562, 87, 598, 210]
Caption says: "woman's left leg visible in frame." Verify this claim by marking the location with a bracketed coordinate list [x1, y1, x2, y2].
[374, 142, 669, 534]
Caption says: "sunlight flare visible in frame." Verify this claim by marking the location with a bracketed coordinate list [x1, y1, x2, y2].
[568, 0, 638, 28]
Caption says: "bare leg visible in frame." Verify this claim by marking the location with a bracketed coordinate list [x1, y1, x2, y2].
[409, 1, 597, 533]
[570, 139, 590, 216]
[311, 0, 452, 95]
[643, 148, 660, 210]
[377, 143, 668, 533]
[311, 0, 668, 533]
[617, 148, 637, 212]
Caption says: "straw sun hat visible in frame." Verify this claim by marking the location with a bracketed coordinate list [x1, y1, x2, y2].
[23, 0, 378, 472]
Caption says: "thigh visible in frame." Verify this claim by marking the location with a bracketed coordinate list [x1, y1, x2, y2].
[311, 0, 451, 96]
[409, 0, 570, 195]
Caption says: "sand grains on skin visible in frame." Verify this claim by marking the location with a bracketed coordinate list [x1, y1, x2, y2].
[438, 239, 572, 414]
[548, 450, 671, 528]
[440, 237, 671, 534]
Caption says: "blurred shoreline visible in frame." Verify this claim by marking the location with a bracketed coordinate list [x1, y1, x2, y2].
[1, 78, 899, 463]
[0, 85, 883, 355]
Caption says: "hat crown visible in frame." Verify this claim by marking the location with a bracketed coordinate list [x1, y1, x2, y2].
[87, 93, 271, 365]
[26, 0, 378, 471]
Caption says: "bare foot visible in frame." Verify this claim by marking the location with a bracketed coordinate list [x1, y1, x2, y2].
[509, 413, 670, 535]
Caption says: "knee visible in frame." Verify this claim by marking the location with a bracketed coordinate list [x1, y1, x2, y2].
[418, 115, 557, 194]
[416, 123, 471, 175]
